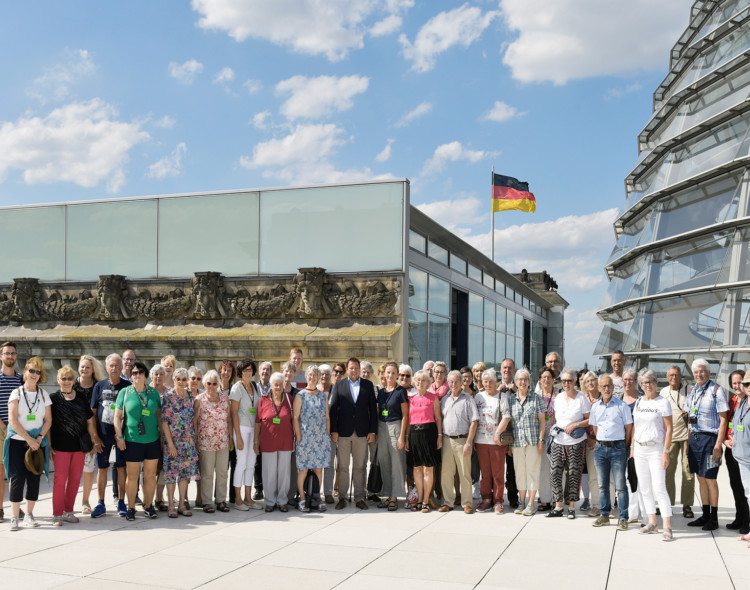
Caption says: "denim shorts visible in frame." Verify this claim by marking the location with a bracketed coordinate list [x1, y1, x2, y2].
[687, 431, 720, 479]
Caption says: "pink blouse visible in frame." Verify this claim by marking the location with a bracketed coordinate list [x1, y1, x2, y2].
[195, 391, 230, 451]
[409, 393, 437, 425]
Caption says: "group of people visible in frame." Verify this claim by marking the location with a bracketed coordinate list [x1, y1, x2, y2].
[0, 340, 746, 545]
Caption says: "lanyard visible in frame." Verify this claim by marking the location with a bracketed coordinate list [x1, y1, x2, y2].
[135, 387, 148, 409]
[738, 398, 750, 425]
[690, 381, 711, 414]
[271, 394, 288, 419]
[243, 382, 256, 409]
[22, 388, 41, 414]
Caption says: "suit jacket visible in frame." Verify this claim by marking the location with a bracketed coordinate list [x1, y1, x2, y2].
[329, 378, 378, 438]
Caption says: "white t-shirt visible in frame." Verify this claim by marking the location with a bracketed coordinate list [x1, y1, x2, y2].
[475, 391, 511, 445]
[9, 386, 52, 440]
[632, 396, 672, 444]
[611, 374, 624, 399]
[553, 392, 591, 445]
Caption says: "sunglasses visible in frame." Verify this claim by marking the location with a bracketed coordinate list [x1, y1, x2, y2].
[206, 381, 218, 386]
[333, 369, 344, 374]
[59, 376, 74, 381]
[399, 374, 411, 378]
[26, 368, 41, 375]
[131, 370, 144, 376]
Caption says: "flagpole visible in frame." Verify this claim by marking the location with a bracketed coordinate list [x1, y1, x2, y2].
[491, 165, 495, 262]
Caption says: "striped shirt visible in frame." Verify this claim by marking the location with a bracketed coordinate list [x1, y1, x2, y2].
[0, 370, 22, 424]
[440, 392, 479, 436]
[686, 379, 728, 435]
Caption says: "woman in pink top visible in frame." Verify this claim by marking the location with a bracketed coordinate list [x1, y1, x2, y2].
[405, 370, 443, 513]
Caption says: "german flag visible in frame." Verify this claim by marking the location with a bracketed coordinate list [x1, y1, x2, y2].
[492, 173, 536, 213]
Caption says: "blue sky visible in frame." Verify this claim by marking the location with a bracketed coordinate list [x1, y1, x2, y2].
[0, 0, 694, 368]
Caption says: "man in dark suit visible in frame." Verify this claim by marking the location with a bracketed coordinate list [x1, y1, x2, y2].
[330, 357, 378, 510]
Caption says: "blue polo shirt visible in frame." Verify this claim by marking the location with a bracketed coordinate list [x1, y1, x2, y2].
[589, 396, 632, 441]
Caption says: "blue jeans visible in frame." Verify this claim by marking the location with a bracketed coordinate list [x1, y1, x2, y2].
[594, 441, 628, 519]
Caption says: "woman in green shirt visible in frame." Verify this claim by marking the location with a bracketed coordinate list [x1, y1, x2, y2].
[115, 361, 162, 521]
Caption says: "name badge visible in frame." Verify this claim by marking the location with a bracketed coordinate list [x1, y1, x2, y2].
[739, 425, 745, 432]
[272, 417, 281, 424]
[250, 408, 257, 414]
[382, 410, 389, 417]
[729, 422, 733, 430]
[141, 409, 151, 417]
[26, 414, 36, 421]
[110, 403, 116, 410]
[691, 408, 697, 415]
[545, 415, 550, 421]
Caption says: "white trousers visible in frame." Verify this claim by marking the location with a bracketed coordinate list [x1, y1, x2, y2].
[634, 444, 673, 517]
[233, 425, 257, 488]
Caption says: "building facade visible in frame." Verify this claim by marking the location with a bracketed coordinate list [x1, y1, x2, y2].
[596, 0, 750, 380]
[1, 179, 563, 376]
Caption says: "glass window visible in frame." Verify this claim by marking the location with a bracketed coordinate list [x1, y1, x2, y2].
[428, 275, 450, 316]
[594, 306, 638, 355]
[506, 309, 516, 337]
[483, 273, 494, 289]
[468, 325, 483, 365]
[496, 332, 506, 363]
[506, 287, 515, 302]
[427, 240, 448, 265]
[484, 329, 495, 367]
[408, 309, 428, 368]
[515, 337, 524, 367]
[468, 264, 482, 282]
[517, 313, 524, 337]
[67, 200, 158, 280]
[159, 193, 259, 277]
[408, 267, 428, 310]
[450, 253, 467, 274]
[495, 280, 505, 296]
[484, 299, 496, 329]
[719, 227, 750, 283]
[0, 206, 65, 282]
[259, 182, 403, 273]
[429, 315, 451, 365]
[496, 305, 506, 333]
[601, 257, 646, 309]
[469, 293, 483, 325]
[515, 290, 522, 304]
[409, 229, 426, 253]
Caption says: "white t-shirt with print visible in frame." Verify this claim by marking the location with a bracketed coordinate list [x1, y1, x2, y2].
[9, 387, 52, 440]
[633, 396, 672, 444]
[475, 391, 511, 445]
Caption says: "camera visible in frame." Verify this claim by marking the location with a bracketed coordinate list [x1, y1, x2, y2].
[688, 415, 698, 425]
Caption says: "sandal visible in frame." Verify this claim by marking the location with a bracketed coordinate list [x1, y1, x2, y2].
[410, 502, 422, 513]
[203, 505, 215, 513]
[377, 500, 389, 509]
[388, 499, 398, 512]
[662, 528, 673, 542]
[683, 506, 694, 519]
[178, 508, 193, 517]
[422, 503, 430, 513]
[639, 523, 658, 534]
[155, 500, 168, 512]
[168, 507, 178, 518]
[217, 502, 230, 513]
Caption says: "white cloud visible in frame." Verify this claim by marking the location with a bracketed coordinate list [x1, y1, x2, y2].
[500, 0, 691, 84]
[0, 99, 149, 193]
[565, 306, 606, 368]
[400, 4, 499, 73]
[243, 79, 262, 94]
[213, 67, 235, 84]
[370, 14, 402, 37]
[147, 142, 187, 179]
[276, 75, 369, 120]
[375, 138, 394, 162]
[421, 141, 494, 175]
[240, 123, 387, 184]
[252, 111, 271, 129]
[481, 101, 525, 122]
[605, 82, 642, 101]
[193, 0, 407, 61]
[28, 49, 95, 103]
[154, 115, 176, 128]
[416, 196, 486, 232]
[395, 101, 432, 127]
[169, 59, 203, 85]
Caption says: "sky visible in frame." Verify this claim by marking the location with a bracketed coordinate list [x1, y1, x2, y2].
[0, 0, 696, 369]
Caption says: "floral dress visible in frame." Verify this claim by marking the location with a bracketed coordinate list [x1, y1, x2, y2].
[161, 390, 200, 484]
[195, 391, 230, 451]
[295, 390, 330, 470]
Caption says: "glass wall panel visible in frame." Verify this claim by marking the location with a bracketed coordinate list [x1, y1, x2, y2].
[496, 305, 506, 333]
[496, 332, 506, 363]
[67, 200, 158, 280]
[516, 313, 524, 337]
[483, 274, 494, 289]
[507, 287, 515, 302]
[468, 264, 482, 282]
[495, 281, 505, 296]
[712, 288, 750, 347]
[159, 193, 259, 277]
[515, 338, 524, 367]
[408, 267, 428, 310]
[602, 258, 646, 308]
[450, 253, 466, 274]
[409, 229, 426, 253]
[468, 325, 483, 365]
[259, 183, 403, 273]
[506, 309, 516, 337]
[484, 299, 496, 330]
[695, 0, 745, 42]
[0, 206, 65, 282]
[484, 329, 495, 367]
[427, 240, 448, 265]
[639, 291, 725, 350]
[429, 315, 451, 364]
[408, 309, 427, 368]
[469, 293, 483, 325]
[719, 227, 750, 283]
[428, 275, 450, 316]
[607, 209, 654, 265]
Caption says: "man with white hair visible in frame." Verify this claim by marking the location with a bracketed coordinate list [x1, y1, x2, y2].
[685, 359, 728, 531]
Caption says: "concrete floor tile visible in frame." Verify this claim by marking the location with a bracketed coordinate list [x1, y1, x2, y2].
[3, 543, 142, 577]
[361, 549, 496, 584]
[396, 531, 513, 556]
[158, 533, 287, 562]
[257, 542, 384, 573]
[198, 564, 348, 590]
[0, 565, 77, 588]
[300, 524, 414, 549]
[606, 568, 733, 590]
[337, 573, 474, 590]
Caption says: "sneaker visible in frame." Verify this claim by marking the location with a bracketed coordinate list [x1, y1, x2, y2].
[62, 512, 79, 523]
[234, 502, 250, 511]
[514, 503, 525, 515]
[522, 504, 536, 516]
[53, 515, 63, 527]
[588, 507, 601, 518]
[23, 514, 39, 528]
[592, 514, 610, 527]
[493, 503, 504, 514]
[567, 508, 576, 520]
[9, 516, 19, 531]
[546, 508, 564, 518]
[580, 498, 590, 511]
[145, 505, 158, 519]
[318, 503, 327, 512]
[81, 503, 92, 515]
[477, 499, 493, 513]
[125, 508, 136, 521]
[91, 501, 106, 518]
[618, 519, 628, 531]
[702, 519, 719, 531]
[117, 499, 127, 517]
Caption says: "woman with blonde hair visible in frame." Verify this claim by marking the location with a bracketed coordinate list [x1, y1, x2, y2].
[160, 355, 177, 390]
[76, 354, 104, 514]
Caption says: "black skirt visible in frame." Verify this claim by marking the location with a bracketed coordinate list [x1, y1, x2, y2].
[410, 422, 438, 467]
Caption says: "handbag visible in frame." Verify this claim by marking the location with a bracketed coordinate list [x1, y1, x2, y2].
[627, 457, 638, 491]
[304, 469, 320, 508]
[367, 447, 383, 494]
[498, 430, 514, 446]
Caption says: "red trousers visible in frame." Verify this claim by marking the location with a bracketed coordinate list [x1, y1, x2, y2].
[53, 451, 85, 516]
[476, 443, 507, 504]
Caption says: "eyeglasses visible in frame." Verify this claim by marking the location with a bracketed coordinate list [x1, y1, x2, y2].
[206, 381, 218, 386]
[175, 377, 188, 382]
[59, 376, 74, 381]
[561, 379, 574, 384]
[26, 368, 41, 375]
[642, 380, 656, 386]
[399, 374, 411, 378]
[333, 369, 344, 375]
[190, 376, 201, 380]
[2, 352, 17, 357]
[434, 370, 446, 375]
[130, 370, 144, 376]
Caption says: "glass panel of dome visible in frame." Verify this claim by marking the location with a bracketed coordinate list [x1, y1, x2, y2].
[623, 156, 670, 214]
[655, 173, 741, 241]
[695, 0, 745, 42]
[646, 230, 732, 296]
[601, 257, 646, 308]
[711, 288, 750, 347]
[637, 291, 725, 350]
[607, 210, 654, 264]
[593, 309, 637, 356]
[718, 227, 750, 283]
